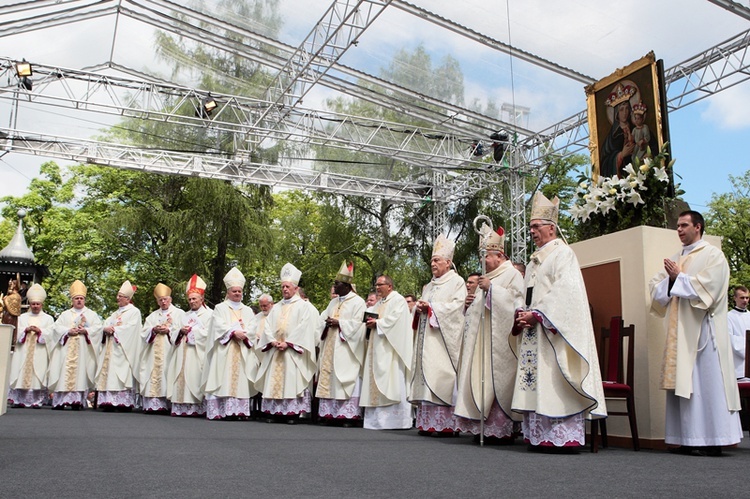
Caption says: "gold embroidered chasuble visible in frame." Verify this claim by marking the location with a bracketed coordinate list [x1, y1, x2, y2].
[316, 292, 367, 400]
[9, 311, 55, 390]
[256, 295, 317, 399]
[203, 301, 259, 399]
[139, 305, 184, 398]
[48, 307, 103, 393]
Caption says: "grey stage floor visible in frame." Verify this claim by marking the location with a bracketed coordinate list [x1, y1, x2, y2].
[0, 406, 748, 498]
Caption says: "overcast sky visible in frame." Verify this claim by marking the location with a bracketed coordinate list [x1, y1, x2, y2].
[1, 0, 748, 212]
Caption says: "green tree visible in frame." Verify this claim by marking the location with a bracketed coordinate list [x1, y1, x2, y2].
[706, 171, 750, 289]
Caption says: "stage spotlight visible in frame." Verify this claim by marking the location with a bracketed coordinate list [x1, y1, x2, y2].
[15, 59, 32, 77]
[15, 59, 32, 91]
[490, 130, 509, 163]
[197, 94, 218, 118]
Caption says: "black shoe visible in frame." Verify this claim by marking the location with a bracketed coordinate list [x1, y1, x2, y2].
[418, 430, 433, 436]
[697, 446, 722, 457]
[668, 446, 698, 456]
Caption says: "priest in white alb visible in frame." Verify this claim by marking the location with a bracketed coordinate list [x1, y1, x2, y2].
[256, 263, 317, 423]
[202, 267, 258, 420]
[411, 234, 467, 436]
[316, 261, 367, 425]
[360, 274, 414, 430]
[512, 192, 606, 451]
[455, 225, 524, 443]
[168, 274, 212, 417]
[96, 281, 142, 411]
[8, 283, 54, 408]
[140, 283, 184, 414]
[48, 280, 103, 410]
[650, 210, 741, 456]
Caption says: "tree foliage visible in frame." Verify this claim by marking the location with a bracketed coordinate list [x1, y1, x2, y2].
[706, 170, 750, 289]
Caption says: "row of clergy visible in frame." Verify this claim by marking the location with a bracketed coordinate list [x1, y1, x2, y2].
[8, 192, 608, 451]
[6, 263, 412, 425]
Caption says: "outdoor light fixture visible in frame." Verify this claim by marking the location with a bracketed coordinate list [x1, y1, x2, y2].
[490, 130, 509, 163]
[15, 59, 33, 91]
[197, 94, 218, 118]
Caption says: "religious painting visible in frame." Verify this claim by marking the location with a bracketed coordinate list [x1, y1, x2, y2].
[585, 52, 667, 179]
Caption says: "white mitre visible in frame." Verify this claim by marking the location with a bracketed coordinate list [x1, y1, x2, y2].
[26, 283, 47, 303]
[118, 280, 135, 299]
[223, 266, 246, 289]
[432, 233, 455, 261]
[280, 262, 302, 285]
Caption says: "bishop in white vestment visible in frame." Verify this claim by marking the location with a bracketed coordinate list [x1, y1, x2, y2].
[8, 284, 54, 408]
[48, 280, 103, 409]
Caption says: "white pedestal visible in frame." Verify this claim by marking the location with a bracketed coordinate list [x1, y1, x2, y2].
[0, 324, 15, 415]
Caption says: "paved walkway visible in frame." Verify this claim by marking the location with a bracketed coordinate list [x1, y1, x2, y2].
[1, 407, 748, 498]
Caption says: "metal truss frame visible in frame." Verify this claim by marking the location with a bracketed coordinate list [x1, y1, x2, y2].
[2, 0, 750, 260]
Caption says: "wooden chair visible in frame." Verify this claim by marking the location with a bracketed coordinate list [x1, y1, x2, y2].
[737, 330, 750, 430]
[591, 316, 639, 452]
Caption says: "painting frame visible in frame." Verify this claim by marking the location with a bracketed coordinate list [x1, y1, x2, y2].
[585, 52, 666, 180]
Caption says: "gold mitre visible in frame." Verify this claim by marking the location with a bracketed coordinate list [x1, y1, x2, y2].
[480, 225, 506, 253]
[223, 266, 246, 289]
[186, 274, 206, 296]
[432, 234, 455, 261]
[153, 282, 172, 299]
[26, 283, 47, 303]
[280, 262, 302, 285]
[69, 279, 87, 298]
[605, 82, 636, 108]
[335, 261, 354, 284]
[530, 191, 560, 224]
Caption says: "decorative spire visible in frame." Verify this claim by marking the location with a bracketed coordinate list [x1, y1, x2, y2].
[0, 209, 35, 263]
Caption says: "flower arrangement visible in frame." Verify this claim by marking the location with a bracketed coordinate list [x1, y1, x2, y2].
[571, 144, 681, 239]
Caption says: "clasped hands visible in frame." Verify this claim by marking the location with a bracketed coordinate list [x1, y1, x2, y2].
[514, 310, 538, 330]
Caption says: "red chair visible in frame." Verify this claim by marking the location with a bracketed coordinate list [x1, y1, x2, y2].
[737, 330, 750, 430]
[591, 316, 639, 452]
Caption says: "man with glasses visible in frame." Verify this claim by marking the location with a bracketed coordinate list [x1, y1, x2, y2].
[512, 192, 606, 452]
[411, 234, 467, 436]
[316, 262, 367, 426]
[360, 275, 413, 429]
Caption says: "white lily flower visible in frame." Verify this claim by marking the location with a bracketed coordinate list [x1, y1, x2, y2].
[626, 190, 644, 206]
[623, 163, 637, 178]
[654, 167, 670, 183]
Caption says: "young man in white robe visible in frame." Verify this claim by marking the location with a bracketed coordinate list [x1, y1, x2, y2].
[256, 263, 317, 423]
[455, 226, 525, 444]
[8, 284, 54, 408]
[139, 283, 183, 414]
[360, 275, 414, 430]
[202, 267, 259, 420]
[316, 261, 367, 425]
[48, 280, 103, 410]
[728, 285, 750, 379]
[411, 234, 467, 436]
[168, 274, 211, 417]
[96, 281, 142, 411]
[650, 210, 742, 456]
[512, 192, 606, 452]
